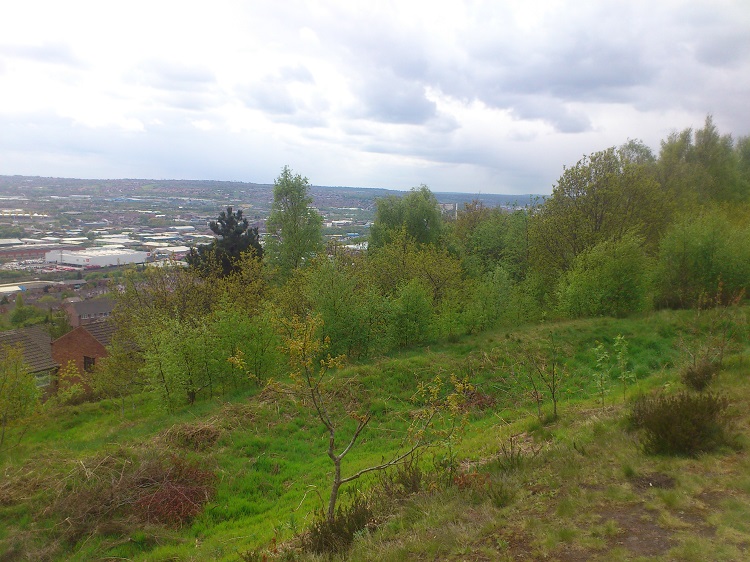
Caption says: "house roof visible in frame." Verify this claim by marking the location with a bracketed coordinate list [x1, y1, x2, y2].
[0, 326, 58, 373]
[83, 320, 116, 347]
[66, 297, 116, 316]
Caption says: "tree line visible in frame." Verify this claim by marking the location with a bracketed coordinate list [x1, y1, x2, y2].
[85, 115, 750, 410]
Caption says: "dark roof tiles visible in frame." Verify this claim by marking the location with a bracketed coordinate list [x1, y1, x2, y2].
[0, 326, 58, 373]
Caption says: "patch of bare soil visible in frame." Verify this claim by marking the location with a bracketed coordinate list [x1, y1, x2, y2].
[597, 503, 675, 557]
[629, 472, 676, 491]
[673, 508, 716, 537]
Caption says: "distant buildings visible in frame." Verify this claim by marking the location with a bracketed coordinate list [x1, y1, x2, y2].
[44, 248, 149, 268]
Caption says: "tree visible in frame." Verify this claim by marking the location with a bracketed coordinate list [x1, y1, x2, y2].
[304, 256, 389, 358]
[529, 144, 667, 286]
[653, 210, 750, 308]
[265, 166, 323, 277]
[187, 206, 262, 277]
[556, 231, 652, 318]
[369, 185, 443, 249]
[0, 345, 39, 449]
[269, 314, 466, 523]
[657, 116, 747, 205]
[10, 294, 46, 327]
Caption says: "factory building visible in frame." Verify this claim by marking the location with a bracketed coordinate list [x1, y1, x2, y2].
[44, 248, 149, 268]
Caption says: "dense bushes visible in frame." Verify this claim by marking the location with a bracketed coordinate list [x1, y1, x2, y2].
[653, 211, 750, 308]
[557, 231, 652, 318]
[629, 390, 730, 455]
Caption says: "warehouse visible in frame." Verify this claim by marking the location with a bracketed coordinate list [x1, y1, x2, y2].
[44, 248, 149, 268]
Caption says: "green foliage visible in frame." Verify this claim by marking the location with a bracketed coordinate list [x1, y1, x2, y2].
[593, 341, 610, 406]
[452, 204, 530, 280]
[629, 390, 730, 455]
[389, 279, 434, 348]
[369, 185, 443, 249]
[659, 115, 747, 205]
[9, 295, 46, 328]
[557, 231, 652, 318]
[265, 166, 323, 277]
[614, 334, 634, 400]
[45, 309, 72, 339]
[653, 210, 750, 308]
[304, 256, 389, 358]
[0, 345, 39, 448]
[462, 265, 513, 333]
[93, 335, 146, 414]
[530, 144, 667, 287]
[222, 304, 282, 385]
[51, 360, 86, 407]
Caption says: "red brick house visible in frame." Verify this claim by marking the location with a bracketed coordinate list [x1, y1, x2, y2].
[63, 297, 116, 328]
[51, 320, 115, 383]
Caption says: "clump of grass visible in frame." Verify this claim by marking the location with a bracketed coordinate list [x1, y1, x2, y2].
[303, 494, 375, 554]
[377, 455, 425, 499]
[629, 391, 730, 456]
[681, 359, 720, 391]
[163, 420, 222, 451]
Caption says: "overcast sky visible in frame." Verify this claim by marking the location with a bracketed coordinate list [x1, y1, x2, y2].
[1, 1, 749, 195]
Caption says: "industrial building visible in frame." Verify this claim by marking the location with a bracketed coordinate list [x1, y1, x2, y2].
[44, 248, 149, 268]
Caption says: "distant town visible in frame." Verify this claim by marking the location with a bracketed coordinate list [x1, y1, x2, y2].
[0, 174, 524, 287]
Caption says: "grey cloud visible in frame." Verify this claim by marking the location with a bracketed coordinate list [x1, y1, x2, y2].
[508, 97, 592, 133]
[238, 82, 297, 115]
[354, 70, 437, 125]
[237, 65, 319, 118]
[279, 64, 315, 83]
[694, 30, 750, 67]
[0, 42, 82, 67]
[133, 60, 216, 91]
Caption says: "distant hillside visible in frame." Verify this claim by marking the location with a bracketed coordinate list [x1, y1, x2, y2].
[0, 175, 535, 213]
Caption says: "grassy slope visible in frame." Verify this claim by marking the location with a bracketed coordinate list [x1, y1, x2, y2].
[0, 308, 748, 561]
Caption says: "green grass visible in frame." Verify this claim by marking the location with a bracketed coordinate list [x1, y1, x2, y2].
[1, 307, 749, 560]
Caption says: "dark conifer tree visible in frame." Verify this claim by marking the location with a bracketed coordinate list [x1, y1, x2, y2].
[187, 207, 263, 277]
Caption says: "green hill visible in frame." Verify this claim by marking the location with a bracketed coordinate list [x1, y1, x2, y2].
[2, 308, 748, 561]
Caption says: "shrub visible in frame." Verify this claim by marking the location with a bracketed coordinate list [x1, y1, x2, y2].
[629, 391, 729, 455]
[556, 231, 652, 319]
[303, 495, 375, 554]
[134, 455, 216, 526]
[377, 456, 424, 499]
[681, 359, 720, 391]
[50, 449, 216, 545]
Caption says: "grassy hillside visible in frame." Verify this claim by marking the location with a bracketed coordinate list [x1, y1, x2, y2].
[1, 308, 748, 561]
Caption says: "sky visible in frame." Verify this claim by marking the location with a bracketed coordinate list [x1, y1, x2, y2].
[1, 1, 749, 195]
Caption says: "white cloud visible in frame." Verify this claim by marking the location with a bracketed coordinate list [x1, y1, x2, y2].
[0, 0, 749, 194]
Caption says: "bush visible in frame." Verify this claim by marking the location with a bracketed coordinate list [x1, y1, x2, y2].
[557, 231, 652, 318]
[304, 495, 374, 554]
[50, 449, 216, 544]
[681, 359, 720, 391]
[629, 391, 730, 455]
